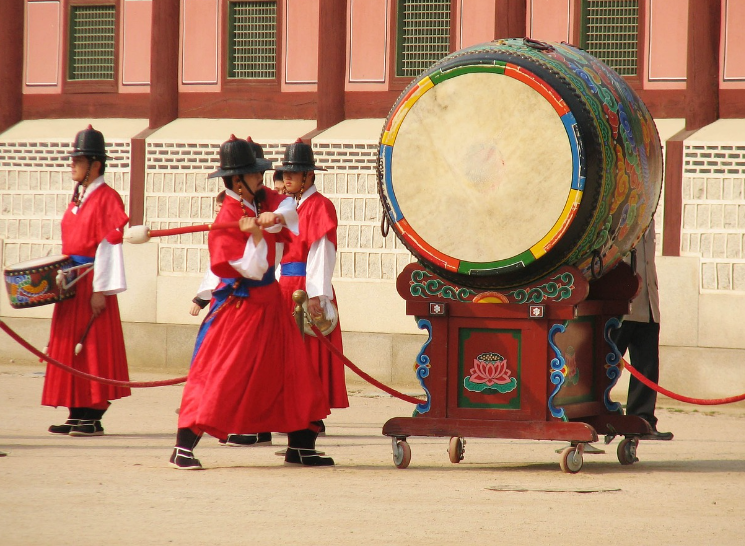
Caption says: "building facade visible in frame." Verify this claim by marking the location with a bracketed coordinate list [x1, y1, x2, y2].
[1, 0, 744, 397]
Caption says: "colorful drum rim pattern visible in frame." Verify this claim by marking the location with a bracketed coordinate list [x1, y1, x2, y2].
[380, 60, 585, 276]
[4, 256, 75, 309]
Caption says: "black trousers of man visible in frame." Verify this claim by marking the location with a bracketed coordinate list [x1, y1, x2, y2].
[612, 318, 660, 428]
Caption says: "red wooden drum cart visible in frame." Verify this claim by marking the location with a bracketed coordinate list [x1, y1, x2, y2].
[383, 262, 652, 473]
[377, 39, 663, 472]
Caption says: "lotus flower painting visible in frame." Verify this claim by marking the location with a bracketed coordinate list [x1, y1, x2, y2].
[463, 352, 518, 394]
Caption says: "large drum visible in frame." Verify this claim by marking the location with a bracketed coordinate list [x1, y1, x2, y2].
[4, 255, 76, 309]
[378, 38, 663, 289]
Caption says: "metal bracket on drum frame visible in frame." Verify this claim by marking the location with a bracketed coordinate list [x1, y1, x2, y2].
[590, 251, 604, 280]
[56, 263, 94, 291]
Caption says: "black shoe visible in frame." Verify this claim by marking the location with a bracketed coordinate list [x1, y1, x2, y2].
[284, 447, 335, 467]
[169, 447, 203, 470]
[257, 432, 272, 444]
[48, 419, 81, 435]
[318, 420, 326, 436]
[640, 429, 674, 441]
[69, 420, 104, 437]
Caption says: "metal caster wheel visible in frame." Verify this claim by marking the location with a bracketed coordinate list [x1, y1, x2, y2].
[559, 446, 583, 474]
[617, 437, 639, 465]
[447, 436, 465, 463]
[392, 438, 411, 469]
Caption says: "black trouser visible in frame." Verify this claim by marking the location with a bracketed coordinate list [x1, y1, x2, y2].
[612, 319, 660, 428]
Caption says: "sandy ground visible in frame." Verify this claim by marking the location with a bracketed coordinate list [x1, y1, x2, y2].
[1, 361, 745, 546]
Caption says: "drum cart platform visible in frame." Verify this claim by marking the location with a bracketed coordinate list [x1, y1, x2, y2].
[383, 262, 654, 473]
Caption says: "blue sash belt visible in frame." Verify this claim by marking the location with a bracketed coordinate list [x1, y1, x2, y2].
[70, 255, 94, 266]
[280, 261, 306, 277]
[191, 266, 275, 363]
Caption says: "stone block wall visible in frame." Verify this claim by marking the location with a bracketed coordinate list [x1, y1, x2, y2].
[682, 142, 745, 291]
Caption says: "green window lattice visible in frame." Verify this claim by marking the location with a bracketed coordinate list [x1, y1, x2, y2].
[396, 0, 451, 78]
[68, 5, 116, 81]
[581, 0, 639, 77]
[228, 1, 277, 80]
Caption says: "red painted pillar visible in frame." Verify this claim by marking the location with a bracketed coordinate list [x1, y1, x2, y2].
[317, 0, 347, 130]
[685, 0, 720, 131]
[149, 0, 180, 129]
[662, 0, 720, 256]
[0, 0, 24, 134]
[495, 0, 527, 39]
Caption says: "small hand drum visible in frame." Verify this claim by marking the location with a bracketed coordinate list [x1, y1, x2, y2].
[303, 300, 339, 337]
[4, 255, 76, 309]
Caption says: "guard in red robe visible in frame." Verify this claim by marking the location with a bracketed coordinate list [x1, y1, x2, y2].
[45, 126, 131, 436]
[276, 140, 349, 421]
[171, 136, 334, 469]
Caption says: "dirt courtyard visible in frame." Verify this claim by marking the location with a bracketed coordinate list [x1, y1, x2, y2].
[1, 362, 745, 546]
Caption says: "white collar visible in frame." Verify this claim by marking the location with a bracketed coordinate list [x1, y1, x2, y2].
[225, 188, 257, 213]
[77, 176, 105, 207]
[296, 184, 317, 208]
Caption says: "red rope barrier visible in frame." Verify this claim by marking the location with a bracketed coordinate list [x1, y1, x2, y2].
[308, 323, 424, 405]
[0, 320, 187, 388]
[623, 359, 745, 405]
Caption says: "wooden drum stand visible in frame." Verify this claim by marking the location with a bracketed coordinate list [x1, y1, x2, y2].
[383, 262, 654, 473]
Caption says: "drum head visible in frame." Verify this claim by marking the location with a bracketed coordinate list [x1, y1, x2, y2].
[380, 57, 586, 286]
[4, 255, 70, 272]
[390, 72, 573, 264]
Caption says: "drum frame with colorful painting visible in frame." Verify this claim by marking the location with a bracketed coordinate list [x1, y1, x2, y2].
[378, 38, 662, 290]
[4, 255, 84, 309]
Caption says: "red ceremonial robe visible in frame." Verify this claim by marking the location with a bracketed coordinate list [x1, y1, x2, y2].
[279, 190, 349, 409]
[42, 183, 131, 407]
[178, 191, 330, 438]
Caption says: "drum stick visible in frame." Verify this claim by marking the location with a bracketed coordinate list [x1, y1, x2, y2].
[125, 217, 281, 244]
[40, 340, 49, 363]
[74, 316, 96, 356]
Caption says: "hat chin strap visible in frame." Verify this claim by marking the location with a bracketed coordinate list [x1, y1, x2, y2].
[290, 172, 309, 202]
[73, 158, 94, 206]
[237, 175, 265, 215]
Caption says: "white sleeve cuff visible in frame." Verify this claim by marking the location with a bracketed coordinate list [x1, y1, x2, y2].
[305, 235, 335, 299]
[229, 237, 269, 280]
[276, 197, 299, 235]
[92, 240, 127, 295]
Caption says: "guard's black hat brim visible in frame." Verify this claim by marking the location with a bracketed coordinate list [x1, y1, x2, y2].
[274, 163, 327, 173]
[207, 157, 273, 179]
[68, 151, 113, 160]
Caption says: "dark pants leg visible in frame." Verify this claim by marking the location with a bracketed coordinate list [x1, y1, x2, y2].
[176, 427, 202, 450]
[612, 319, 660, 428]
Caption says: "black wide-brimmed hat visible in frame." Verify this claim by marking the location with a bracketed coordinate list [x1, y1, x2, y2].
[208, 135, 273, 179]
[69, 125, 111, 159]
[246, 136, 267, 159]
[274, 138, 326, 172]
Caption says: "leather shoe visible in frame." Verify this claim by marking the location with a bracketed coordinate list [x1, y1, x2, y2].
[640, 428, 673, 441]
